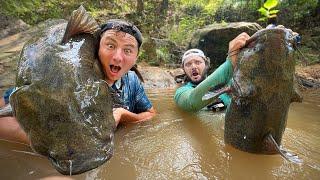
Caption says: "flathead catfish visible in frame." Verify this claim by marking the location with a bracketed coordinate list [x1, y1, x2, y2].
[8, 6, 115, 175]
[224, 27, 302, 160]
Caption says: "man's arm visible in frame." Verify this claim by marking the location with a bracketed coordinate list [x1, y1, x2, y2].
[113, 107, 156, 126]
[174, 58, 233, 112]
[174, 32, 250, 112]
[0, 116, 30, 144]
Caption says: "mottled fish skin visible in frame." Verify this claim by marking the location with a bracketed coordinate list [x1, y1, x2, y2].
[224, 27, 302, 154]
[9, 6, 115, 175]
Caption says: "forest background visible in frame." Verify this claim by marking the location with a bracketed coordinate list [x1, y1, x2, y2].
[0, 0, 319, 67]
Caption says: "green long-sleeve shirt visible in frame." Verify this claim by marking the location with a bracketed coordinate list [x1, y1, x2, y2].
[174, 58, 233, 112]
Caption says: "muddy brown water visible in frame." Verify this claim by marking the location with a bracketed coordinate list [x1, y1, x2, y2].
[0, 88, 319, 179]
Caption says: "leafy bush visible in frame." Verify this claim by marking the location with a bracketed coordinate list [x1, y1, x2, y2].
[257, 0, 279, 23]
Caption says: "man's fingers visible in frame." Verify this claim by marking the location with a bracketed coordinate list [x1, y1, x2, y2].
[241, 32, 250, 39]
[233, 32, 250, 48]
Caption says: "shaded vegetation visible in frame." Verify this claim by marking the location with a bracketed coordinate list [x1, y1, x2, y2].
[0, 0, 319, 66]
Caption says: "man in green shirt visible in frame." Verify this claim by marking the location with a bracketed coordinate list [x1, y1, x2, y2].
[174, 32, 250, 112]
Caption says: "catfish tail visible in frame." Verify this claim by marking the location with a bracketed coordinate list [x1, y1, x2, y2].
[61, 5, 99, 44]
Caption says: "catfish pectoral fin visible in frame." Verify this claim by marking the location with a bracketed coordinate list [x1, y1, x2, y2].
[264, 134, 303, 164]
[0, 104, 13, 118]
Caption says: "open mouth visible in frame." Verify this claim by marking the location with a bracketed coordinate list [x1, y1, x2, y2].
[192, 70, 199, 77]
[110, 65, 121, 73]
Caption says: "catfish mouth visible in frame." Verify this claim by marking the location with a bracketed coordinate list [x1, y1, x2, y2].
[110, 65, 121, 73]
[48, 141, 114, 175]
[49, 150, 112, 175]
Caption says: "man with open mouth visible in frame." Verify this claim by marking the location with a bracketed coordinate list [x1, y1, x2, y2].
[174, 32, 250, 112]
[0, 19, 156, 144]
[98, 19, 156, 126]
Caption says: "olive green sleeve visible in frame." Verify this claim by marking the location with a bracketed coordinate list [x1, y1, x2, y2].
[174, 58, 233, 112]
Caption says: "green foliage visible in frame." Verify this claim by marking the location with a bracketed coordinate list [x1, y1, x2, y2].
[168, 16, 206, 45]
[164, 0, 224, 45]
[1, 0, 62, 24]
[156, 47, 171, 65]
[213, 0, 261, 23]
[277, 0, 318, 28]
[0, 0, 318, 66]
[258, 0, 279, 22]
[0, 0, 103, 25]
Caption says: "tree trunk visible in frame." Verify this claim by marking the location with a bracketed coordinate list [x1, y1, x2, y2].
[136, 0, 144, 14]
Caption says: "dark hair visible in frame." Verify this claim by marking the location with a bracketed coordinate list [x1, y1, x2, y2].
[100, 19, 143, 48]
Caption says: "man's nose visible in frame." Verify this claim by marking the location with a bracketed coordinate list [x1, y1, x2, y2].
[190, 62, 197, 68]
[113, 48, 124, 63]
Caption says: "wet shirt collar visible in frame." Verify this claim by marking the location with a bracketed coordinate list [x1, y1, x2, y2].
[111, 78, 122, 90]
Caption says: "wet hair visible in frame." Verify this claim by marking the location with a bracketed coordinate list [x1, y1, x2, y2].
[100, 19, 143, 49]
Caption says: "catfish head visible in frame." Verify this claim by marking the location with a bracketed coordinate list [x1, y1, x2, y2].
[9, 6, 115, 175]
[225, 26, 302, 158]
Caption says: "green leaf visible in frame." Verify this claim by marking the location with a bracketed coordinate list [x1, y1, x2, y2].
[269, 14, 277, 18]
[269, 9, 279, 15]
[263, 0, 278, 10]
[258, 17, 268, 22]
[258, 7, 268, 17]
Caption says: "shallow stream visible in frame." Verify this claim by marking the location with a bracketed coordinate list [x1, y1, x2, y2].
[1, 88, 319, 179]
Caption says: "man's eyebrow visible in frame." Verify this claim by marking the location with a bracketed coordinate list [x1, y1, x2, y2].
[124, 44, 136, 48]
[103, 36, 117, 43]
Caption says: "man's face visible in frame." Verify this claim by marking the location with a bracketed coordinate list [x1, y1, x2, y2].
[183, 56, 207, 84]
[99, 29, 139, 84]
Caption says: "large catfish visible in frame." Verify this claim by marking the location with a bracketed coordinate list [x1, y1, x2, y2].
[224, 27, 302, 161]
[6, 6, 115, 175]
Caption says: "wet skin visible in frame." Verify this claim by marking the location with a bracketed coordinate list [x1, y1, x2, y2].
[98, 30, 156, 125]
[183, 56, 207, 84]
[99, 30, 139, 85]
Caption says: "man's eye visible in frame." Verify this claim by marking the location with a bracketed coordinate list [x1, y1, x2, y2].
[195, 61, 203, 65]
[124, 49, 132, 54]
[185, 62, 192, 67]
[106, 44, 114, 49]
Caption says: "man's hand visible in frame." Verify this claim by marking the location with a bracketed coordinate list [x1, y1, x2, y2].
[228, 32, 250, 69]
[113, 107, 156, 127]
[113, 107, 126, 126]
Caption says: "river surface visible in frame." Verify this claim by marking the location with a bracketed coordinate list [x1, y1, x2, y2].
[0, 88, 319, 179]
